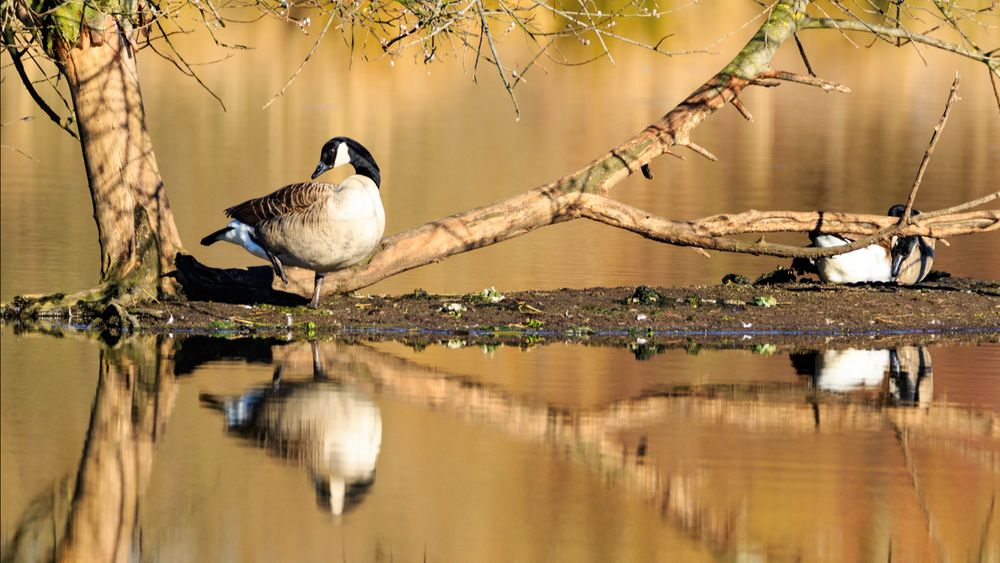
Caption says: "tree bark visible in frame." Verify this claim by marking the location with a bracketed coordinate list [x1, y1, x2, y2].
[55, 20, 183, 299]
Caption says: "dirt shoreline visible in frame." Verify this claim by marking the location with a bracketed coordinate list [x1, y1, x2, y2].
[6, 277, 997, 348]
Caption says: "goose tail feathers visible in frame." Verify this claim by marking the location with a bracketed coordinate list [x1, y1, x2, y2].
[201, 226, 233, 246]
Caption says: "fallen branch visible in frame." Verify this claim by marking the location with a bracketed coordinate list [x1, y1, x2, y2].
[272, 193, 997, 297]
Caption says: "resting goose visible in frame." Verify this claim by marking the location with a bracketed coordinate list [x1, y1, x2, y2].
[201, 137, 385, 308]
[886, 204, 936, 284]
[806, 204, 935, 285]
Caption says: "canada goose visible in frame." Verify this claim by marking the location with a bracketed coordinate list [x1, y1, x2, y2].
[802, 204, 935, 284]
[200, 344, 382, 516]
[888, 346, 933, 407]
[790, 346, 932, 404]
[813, 348, 891, 391]
[201, 137, 385, 308]
[809, 233, 893, 284]
[886, 204, 936, 284]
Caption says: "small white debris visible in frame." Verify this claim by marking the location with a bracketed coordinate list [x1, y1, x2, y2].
[240, 304, 252, 309]
[166, 314, 175, 325]
[286, 313, 293, 327]
[636, 337, 648, 345]
[636, 313, 648, 321]
[440, 303, 466, 315]
[446, 339, 466, 349]
[477, 287, 505, 304]
[741, 334, 753, 340]
[741, 321, 753, 328]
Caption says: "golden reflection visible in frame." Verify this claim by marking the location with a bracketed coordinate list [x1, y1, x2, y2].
[791, 345, 934, 406]
[2, 336, 997, 561]
[1, 336, 177, 563]
[199, 343, 382, 516]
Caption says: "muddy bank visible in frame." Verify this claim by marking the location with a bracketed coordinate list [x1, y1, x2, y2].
[6, 277, 997, 348]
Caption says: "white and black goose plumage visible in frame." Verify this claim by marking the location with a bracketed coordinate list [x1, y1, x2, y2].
[202, 137, 385, 307]
[807, 204, 935, 285]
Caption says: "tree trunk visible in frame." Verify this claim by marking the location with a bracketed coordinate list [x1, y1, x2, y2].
[56, 21, 183, 299]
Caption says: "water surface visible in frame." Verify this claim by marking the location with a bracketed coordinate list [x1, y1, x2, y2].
[2, 331, 997, 561]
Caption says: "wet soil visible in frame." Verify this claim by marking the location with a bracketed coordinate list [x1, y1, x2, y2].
[25, 276, 994, 348]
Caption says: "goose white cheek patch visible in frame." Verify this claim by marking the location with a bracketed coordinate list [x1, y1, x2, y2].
[334, 143, 351, 168]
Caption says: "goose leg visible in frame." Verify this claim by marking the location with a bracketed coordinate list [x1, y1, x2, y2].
[265, 250, 289, 284]
[310, 272, 326, 309]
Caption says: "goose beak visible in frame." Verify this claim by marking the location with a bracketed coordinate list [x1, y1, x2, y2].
[890, 253, 905, 278]
[311, 161, 332, 180]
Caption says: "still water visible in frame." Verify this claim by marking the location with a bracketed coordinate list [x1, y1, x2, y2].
[2, 330, 998, 562]
[2, 6, 1000, 562]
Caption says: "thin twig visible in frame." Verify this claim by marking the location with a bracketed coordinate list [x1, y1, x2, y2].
[1, 144, 38, 161]
[263, 13, 336, 110]
[990, 66, 1000, 116]
[679, 141, 718, 162]
[475, 0, 519, 118]
[731, 97, 754, 122]
[792, 32, 816, 76]
[756, 70, 851, 93]
[918, 191, 999, 220]
[901, 72, 961, 223]
[6, 46, 78, 139]
[801, 17, 997, 64]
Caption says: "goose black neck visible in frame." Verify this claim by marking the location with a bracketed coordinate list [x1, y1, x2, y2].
[352, 157, 381, 189]
[341, 138, 381, 188]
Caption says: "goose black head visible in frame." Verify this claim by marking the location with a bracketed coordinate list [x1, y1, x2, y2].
[887, 204, 934, 277]
[311, 136, 381, 187]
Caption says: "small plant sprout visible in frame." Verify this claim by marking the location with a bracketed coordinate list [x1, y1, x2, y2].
[525, 318, 544, 329]
[751, 296, 777, 308]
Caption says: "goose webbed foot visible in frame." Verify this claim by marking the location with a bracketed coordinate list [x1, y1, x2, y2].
[310, 272, 326, 309]
[266, 250, 289, 284]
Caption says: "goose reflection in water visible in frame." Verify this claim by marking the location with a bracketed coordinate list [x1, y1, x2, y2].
[200, 345, 382, 516]
[790, 346, 933, 406]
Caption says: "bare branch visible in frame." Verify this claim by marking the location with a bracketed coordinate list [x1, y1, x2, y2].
[731, 96, 754, 122]
[679, 140, 718, 162]
[901, 72, 961, 223]
[474, 0, 519, 118]
[1, 144, 39, 161]
[5, 45, 78, 139]
[756, 69, 851, 93]
[801, 17, 1000, 67]
[792, 32, 816, 76]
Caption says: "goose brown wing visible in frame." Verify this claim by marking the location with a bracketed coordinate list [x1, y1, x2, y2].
[225, 183, 331, 226]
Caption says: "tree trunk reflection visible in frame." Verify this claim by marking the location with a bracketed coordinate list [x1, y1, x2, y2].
[57, 337, 177, 563]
